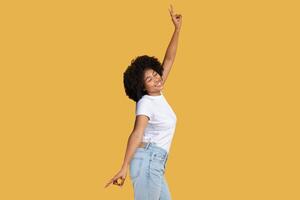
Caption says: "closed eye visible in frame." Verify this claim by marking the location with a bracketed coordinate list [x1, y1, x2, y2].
[146, 71, 158, 82]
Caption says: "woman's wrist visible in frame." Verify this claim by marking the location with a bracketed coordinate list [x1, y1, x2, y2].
[175, 27, 181, 32]
[121, 163, 129, 170]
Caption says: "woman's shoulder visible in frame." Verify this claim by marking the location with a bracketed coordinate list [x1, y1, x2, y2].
[137, 95, 152, 105]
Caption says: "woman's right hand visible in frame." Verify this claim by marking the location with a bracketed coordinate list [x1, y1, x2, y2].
[104, 167, 128, 188]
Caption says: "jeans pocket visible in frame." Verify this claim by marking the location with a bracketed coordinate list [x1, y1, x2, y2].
[150, 154, 165, 178]
[129, 157, 144, 180]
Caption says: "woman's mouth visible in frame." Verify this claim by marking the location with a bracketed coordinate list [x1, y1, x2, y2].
[155, 81, 162, 87]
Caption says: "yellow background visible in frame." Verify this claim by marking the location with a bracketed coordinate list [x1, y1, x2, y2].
[0, 0, 299, 199]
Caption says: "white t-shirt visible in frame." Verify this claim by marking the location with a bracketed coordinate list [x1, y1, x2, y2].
[135, 91, 177, 153]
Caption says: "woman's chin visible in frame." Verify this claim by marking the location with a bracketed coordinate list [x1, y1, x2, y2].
[157, 86, 163, 91]
[150, 86, 163, 93]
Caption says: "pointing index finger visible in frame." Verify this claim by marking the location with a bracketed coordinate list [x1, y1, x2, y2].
[104, 178, 113, 188]
[169, 4, 174, 15]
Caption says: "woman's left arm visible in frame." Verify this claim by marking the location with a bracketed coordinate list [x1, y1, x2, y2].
[161, 4, 182, 84]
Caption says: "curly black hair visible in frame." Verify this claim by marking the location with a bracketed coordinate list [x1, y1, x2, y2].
[123, 55, 164, 102]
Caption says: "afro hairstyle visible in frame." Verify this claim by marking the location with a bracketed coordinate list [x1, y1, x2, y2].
[123, 55, 164, 102]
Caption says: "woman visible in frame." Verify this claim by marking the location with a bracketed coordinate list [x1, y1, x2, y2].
[105, 4, 182, 200]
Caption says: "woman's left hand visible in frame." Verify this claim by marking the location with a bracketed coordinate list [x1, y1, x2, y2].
[169, 4, 182, 30]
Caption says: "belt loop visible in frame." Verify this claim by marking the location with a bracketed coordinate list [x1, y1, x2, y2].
[145, 142, 151, 150]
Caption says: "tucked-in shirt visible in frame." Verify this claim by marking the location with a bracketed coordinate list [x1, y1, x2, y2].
[135, 91, 177, 153]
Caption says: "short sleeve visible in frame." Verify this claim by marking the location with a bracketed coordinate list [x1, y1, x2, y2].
[135, 99, 153, 121]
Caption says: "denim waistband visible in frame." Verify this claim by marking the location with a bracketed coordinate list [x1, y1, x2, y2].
[138, 142, 169, 164]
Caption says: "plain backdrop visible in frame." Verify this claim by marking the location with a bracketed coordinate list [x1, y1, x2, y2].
[0, 0, 299, 199]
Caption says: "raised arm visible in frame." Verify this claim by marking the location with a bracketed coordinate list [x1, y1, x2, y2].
[161, 4, 182, 85]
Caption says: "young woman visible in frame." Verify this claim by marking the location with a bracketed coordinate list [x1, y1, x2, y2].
[105, 4, 182, 200]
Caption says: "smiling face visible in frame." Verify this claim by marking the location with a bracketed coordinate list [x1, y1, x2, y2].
[143, 68, 164, 96]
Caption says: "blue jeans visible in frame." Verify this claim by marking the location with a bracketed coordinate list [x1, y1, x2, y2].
[129, 142, 171, 200]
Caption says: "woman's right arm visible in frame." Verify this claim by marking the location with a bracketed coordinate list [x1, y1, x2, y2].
[121, 115, 149, 170]
[104, 115, 149, 188]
